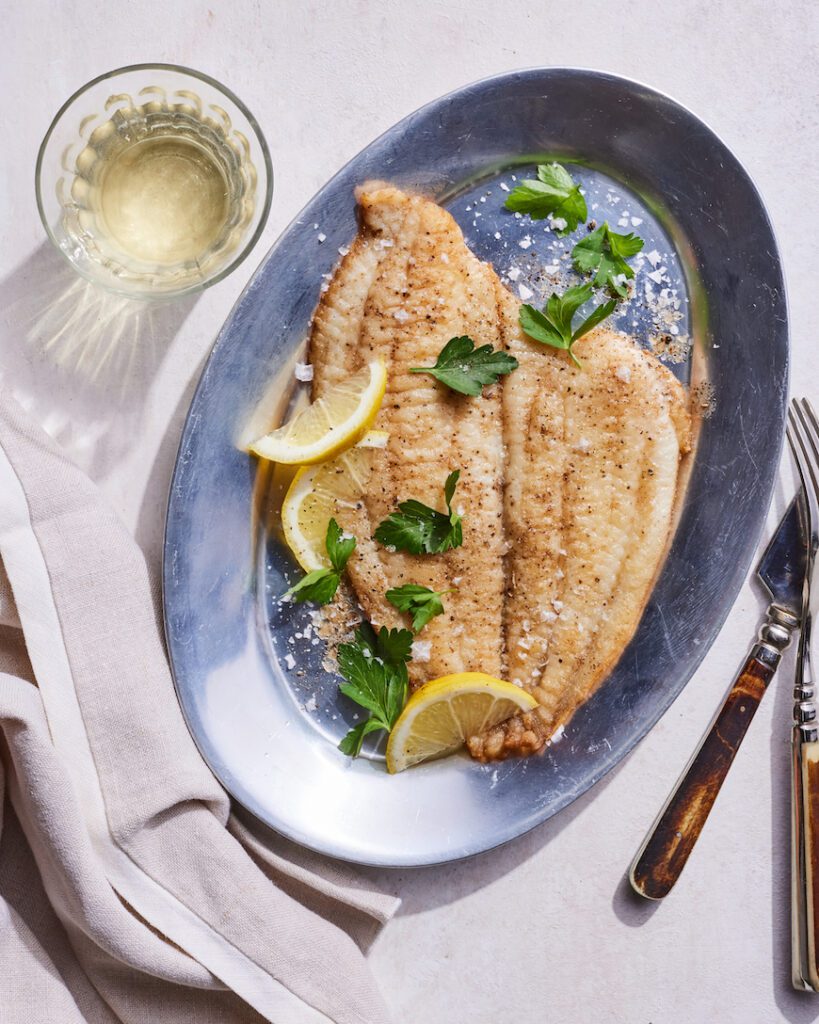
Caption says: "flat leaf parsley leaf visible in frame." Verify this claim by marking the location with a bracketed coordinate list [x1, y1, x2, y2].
[571, 222, 644, 296]
[284, 518, 355, 605]
[504, 162, 588, 233]
[356, 621, 414, 665]
[386, 583, 452, 632]
[337, 622, 413, 756]
[519, 284, 617, 368]
[374, 470, 463, 554]
[409, 335, 518, 396]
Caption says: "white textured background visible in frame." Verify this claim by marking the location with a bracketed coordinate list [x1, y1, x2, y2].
[3, 2, 819, 1021]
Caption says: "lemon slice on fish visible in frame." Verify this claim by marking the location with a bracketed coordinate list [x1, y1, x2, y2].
[249, 360, 387, 465]
[386, 673, 539, 774]
[281, 430, 388, 572]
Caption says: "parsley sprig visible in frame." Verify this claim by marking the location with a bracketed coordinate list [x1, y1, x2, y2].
[284, 518, 355, 605]
[571, 222, 644, 296]
[409, 335, 518, 396]
[386, 583, 452, 632]
[337, 622, 413, 756]
[504, 163, 587, 234]
[374, 471, 463, 554]
[519, 284, 617, 368]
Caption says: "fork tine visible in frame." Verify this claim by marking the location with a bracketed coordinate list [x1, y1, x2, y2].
[800, 398, 819, 451]
[793, 402, 819, 495]
[788, 401, 819, 534]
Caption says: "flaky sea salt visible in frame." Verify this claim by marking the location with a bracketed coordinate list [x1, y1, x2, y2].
[317, 233, 327, 243]
[507, 267, 522, 281]
[393, 309, 410, 322]
[518, 236, 533, 250]
[284, 653, 296, 670]
[295, 362, 314, 382]
[411, 640, 432, 663]
[616, 365, 632, 383]
[305, 695, 318, 713]
[518, 283, 534, 301]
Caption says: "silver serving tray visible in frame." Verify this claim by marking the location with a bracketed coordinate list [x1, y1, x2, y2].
[163, 69, 788, 867]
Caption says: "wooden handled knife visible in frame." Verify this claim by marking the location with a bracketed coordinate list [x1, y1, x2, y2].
[630, 496, 806, 901]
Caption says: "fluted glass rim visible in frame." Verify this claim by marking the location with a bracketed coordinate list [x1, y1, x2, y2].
[35, 62, 274, 300]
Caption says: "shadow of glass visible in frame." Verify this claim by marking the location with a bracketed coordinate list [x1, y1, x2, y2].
[0, 243, 198, 485]
[132, 352, 211, 573]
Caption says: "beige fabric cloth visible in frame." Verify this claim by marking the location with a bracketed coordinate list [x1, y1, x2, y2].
[0, 392, 398, 1023]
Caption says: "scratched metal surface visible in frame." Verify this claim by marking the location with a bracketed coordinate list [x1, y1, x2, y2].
[162, 69, 788, 867]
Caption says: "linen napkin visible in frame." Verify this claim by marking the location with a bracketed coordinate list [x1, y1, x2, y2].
[0, 391, 398, 1023]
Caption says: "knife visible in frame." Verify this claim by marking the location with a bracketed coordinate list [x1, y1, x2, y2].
[630, 496, 807, 900]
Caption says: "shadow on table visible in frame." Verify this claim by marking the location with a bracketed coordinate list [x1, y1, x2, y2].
[361, 754, 632, 918]
[610, 872, 661, 927]
[0, 243, 198, 487]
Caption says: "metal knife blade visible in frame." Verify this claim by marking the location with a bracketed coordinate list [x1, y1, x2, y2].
[757, 495, 808, 617]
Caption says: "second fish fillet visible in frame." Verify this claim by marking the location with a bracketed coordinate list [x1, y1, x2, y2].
[467, 295, 691, 761]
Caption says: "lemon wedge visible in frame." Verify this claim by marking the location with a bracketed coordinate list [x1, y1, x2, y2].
[386, 673, 538, 773]
[249, 360, 387, 465]
[281, 430, 388, 572]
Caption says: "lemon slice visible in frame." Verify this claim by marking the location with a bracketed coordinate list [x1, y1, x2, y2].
[386, 673, 539, 773]
[249, 360, 387, 465]
[281, 430, 388, 572]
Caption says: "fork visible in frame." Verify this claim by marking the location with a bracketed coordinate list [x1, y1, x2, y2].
[786, 398, 819, 991]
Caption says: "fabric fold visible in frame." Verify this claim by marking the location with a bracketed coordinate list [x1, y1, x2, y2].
[0, 390, 395, 1024]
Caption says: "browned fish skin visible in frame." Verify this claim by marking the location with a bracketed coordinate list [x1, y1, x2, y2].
[308, 184, 691, 755]
[309, 184, 506, 682]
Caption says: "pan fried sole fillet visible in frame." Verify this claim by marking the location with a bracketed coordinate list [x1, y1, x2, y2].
[310, 183, 506, 682]
[466, 296, 691, 761]
[308, 183, 691, 759]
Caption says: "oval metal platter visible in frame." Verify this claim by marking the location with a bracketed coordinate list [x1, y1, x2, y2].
[163, 69, 788, 867]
